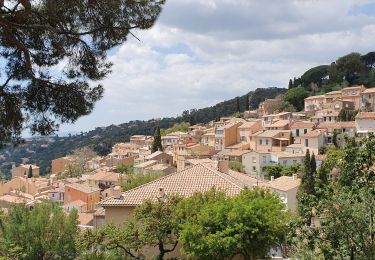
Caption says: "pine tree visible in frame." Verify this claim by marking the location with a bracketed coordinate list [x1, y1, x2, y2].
[152, 126, 162, 153]
[236, 97, 241, 113]
[288, 79, 293, 89]
[27, 165, 33, 178]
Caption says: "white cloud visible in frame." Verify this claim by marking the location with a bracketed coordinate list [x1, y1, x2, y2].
[59, 0, 375, 133]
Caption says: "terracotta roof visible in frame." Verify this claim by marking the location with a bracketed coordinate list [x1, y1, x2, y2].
[271, 151, 305, 158]
[227, 170, 264, 188]
[342, 85, 364, 91]
[356, 112, 375, 119]
[78, 213, 94, 225]
[100, 164, 245, 206]
[301, 129, 326, 138]
[268, 176, 300, 191]
[325, 90, 342, 95]
[68, 200, 87, 207]
[134, 160, 158, 169]
[66, 183, 100, 194]
[362, 88, 375, 94]
[87, 170, 120, 182]
[217, 149, 249, 157]
[0, 194, 32, 204]
[290, 121, 315, 129]
[255, 130, 291, 138]
[267, 120, 290, 128]
[145, 151, 164, 160]
[305, 95, 325, 100]
[317, 121, 355, 129]
[238, 121, 260, 129]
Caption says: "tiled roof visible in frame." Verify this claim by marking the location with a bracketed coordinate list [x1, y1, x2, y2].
[362, 88, 375, 94]
[305, 95, 325, 100]
[77, 213, 94, 225]
[325, 90, 342, 95]
[134, 160, 158, 169]
[267, 120, 290, 128]
[238, 121, 260, 129]
[301, 129, 326, 138]
[287, 143, 304, 148]
[290, 121, 315, 129]
[256, 130, 291, 138]
[317, 121, 355, 129]
[66, 183, 100, 194]
[356, 112, 375, 119]
[100, 164, 245, 206]
[217, 149, 249, 157]
[268, 176, 300, 191]
[342, 85, 364, 91]
[227, 170, 264, 188]
[145, 151, 164, 160]
[271, 151, 305, 158]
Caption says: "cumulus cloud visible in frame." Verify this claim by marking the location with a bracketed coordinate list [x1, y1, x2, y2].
[59, 0, 375, 133]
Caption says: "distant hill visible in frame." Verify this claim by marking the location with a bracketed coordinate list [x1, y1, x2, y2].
[0, 87, 286, 177]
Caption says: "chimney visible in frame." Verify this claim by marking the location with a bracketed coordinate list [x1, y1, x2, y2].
[218, 160, 229, 174]
[270, 176, 274, 182]
[159, 187, 166, 199]
[292, 174, 296, 180]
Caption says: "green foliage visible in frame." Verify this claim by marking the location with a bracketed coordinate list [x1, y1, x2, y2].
[0, 0, 165, 147]
[117, 164, 134, 175]
[337, 108, 358, 122]
[293, 135, 375, 259]
[152, 127, 163, 152]
[300, 65, 329, 89]
[282, 87, 310, 111]
[262, 164, 283, 179]
[0, 203, 78, 260]
[228, 161, 244, 173]
[164, 122, 190, 135]
[179, 188, 291, 260]
[236, 97, 241, 112]
[27, 165, 33, 178]
[121, 172, 164, 192]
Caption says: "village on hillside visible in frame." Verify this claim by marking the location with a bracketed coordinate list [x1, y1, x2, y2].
[0, 84, 375, 258]
[1, 84, 374, 229]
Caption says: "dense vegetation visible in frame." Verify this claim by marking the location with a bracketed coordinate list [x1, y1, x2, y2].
[0, 88, 285, 178]
[283, 51, 375, 111]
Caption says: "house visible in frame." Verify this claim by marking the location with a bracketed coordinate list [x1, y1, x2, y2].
[290, 121, 315, 139]
[285, 143, 305, 154]
[355, 112, 375, 135]
[295, 129, 327, 155]
[304, 95, 325, 112]
[134, 160, 158, 174]
[215, 149, 249, 162]
[317, 121, 356, 146]
[51, 156, 74, 175]
[201, 131, 215, 147]
[130, 135, 153, 148]
[262, 112, 292, 126]
[144, 151, 173, 165]
[361, 87, 375, 112]
[214, 122, 243, 151]
[264, 120, 291, 130]
[329, 98, 355, 112]
[48, 186, 65, 203]
[258, 98, 284, 116]
[0, 177, 41, 196]
[341, 85, 366, 110]
[314, 109, 339, 123]
[270, 151, 305, 168]
[11, 164, 39, 178]
[64, 183, 101, 212]
[268, 176, 300, 212]
[253, 130, 292, 152]
[324, 90, 342, 105]
[238, 120, 263, 143]
[242, 151, 271, 177]
[85, 170, 121, 189]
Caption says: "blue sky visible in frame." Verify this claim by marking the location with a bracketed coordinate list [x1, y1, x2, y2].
[18, 0, 375, 135]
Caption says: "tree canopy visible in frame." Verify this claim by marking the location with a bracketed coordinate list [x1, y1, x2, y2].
[0, 0, 165, 146]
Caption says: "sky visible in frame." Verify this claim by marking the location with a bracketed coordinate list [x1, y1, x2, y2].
[57, 0, 375, 135]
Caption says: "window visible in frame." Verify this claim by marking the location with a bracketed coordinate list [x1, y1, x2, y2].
[305, 139, 309, 147]
[262, 156, 267, 163]
[252, 166, 256, 171]
[304, 129, 307, 134]
[252, 157, 256, 163]
[296, 129, 299, 136]
[265, 139, 269, 145]
[260, 139, 263, 145]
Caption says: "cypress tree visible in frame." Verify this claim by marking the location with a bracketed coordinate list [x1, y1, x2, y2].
[236, 97, 241, 113]
[288, 79, 293, 89]
[27, 165, 33, 178]
[152, 126, 162, 153]
[246, 94, 250, 111]
[308, 153, 316, 195]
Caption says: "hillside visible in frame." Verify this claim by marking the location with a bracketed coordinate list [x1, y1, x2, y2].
[0, 87, 286, 178]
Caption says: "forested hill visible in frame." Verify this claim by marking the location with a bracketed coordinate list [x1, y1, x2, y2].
[0, 87, 286, 177]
